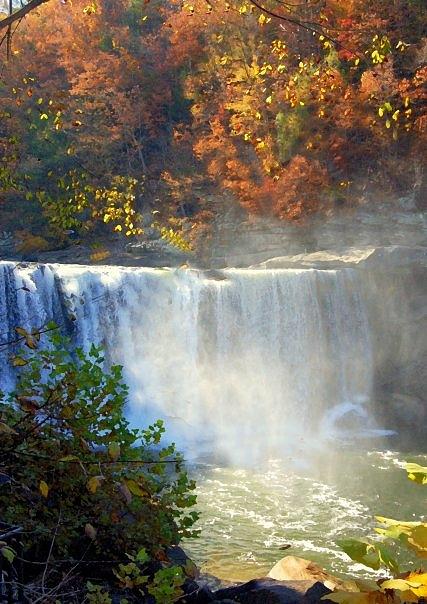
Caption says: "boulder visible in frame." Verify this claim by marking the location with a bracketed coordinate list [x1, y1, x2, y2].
[267, 556, 357, 592]
[213, 578, 332, 603]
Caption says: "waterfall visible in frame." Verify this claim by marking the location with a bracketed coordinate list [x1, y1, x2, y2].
[0, 261, 377, 463]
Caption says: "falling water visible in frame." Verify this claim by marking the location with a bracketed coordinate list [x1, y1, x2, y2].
[0, 260, 380, 463]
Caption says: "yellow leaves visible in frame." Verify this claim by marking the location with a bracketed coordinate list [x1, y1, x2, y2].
[368, 35, 391, 65]
[327, 573, 427, 604]
[124, 479, 150, 498]
[407, 525, 427, 559]
[183, 2, 194, 14]
[259, 63, 273, 76]
[87, 476, 103, 494]
[265, 95, 272, 104]
[405, 462, 427, 484]
[219, 56, 229, 65]
[258, 13, 270, 25]
[39, 481, 49, 498]
[83, 2, 97, 15]
[12, 356, 28, 367]
[160, 226, 192, 252]
[380, 573, 427, 600]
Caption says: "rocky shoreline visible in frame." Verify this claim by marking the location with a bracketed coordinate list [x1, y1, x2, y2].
[155, 549, 359, 604]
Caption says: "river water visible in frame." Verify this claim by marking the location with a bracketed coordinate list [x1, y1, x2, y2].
[185, 451, 427, 582]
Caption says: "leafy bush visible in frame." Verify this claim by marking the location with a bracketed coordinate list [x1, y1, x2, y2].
[0, 326, 199, 568]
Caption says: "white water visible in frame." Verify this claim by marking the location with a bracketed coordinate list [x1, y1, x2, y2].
[0, 261, 383, 464]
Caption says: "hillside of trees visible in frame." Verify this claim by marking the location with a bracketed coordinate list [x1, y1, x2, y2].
[0, 0, 425, 256]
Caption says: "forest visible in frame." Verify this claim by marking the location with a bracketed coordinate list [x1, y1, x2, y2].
[0, 0, 425, 257]
[0, 1, 426, 603]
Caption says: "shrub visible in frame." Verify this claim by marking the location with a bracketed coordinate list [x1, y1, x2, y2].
[0, 326, 199, 568]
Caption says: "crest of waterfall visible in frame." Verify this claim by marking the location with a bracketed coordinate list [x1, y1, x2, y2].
[0, 261, 377, 464]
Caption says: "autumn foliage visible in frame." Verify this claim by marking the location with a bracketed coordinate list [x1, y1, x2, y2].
[0, 0, 425, 250]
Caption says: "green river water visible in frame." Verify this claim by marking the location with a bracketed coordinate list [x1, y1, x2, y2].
[184, 449, 427, 583]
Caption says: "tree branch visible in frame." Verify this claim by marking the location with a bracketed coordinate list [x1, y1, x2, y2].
[0, 0, 50, 32]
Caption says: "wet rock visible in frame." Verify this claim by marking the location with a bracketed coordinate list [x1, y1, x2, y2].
[181, 579, 216, 603]
[267, 556, 357, 592]
[213, 578, 332, 603]
[166, 545, 199, 579]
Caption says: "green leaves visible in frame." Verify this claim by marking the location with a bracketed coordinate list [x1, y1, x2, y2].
[0, 329, 198, 572]
[337, 538, 398, 574]
[1, 546, 16, 564]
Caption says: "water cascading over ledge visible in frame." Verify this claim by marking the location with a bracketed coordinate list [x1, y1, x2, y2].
[0, 261, 383, 463]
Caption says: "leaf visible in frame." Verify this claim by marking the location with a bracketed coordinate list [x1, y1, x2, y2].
[11, 356, 28, 367]
[124, 479, 150, 498]
[17, 396, 38, 413]
[1, 546, 15, 564]
[135, 548, 150, 563]
[380, 574, 427, 599]
[39, 480, 49, 498]
[15, 327, 29, 337]
[85, 523, 97, 540]
[108, 441, 120, 461]
[407, 524, 427, 558]
[24, 334, 38, 349]
[0, 422, 17, 435]
[405, 463, 427, 485]
[87, 476, 103, 494]
[119, 482, 132, 504]
[59, 455, 79, 462]
[337, 539, 381, 570]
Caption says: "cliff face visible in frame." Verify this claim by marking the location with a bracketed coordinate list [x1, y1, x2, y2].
[207, 195, 427, 268]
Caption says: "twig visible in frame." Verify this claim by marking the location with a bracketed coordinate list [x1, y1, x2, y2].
[40, 510, 62, 595]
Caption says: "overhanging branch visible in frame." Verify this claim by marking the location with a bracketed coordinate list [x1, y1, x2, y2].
[0, 0, 51, 32]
